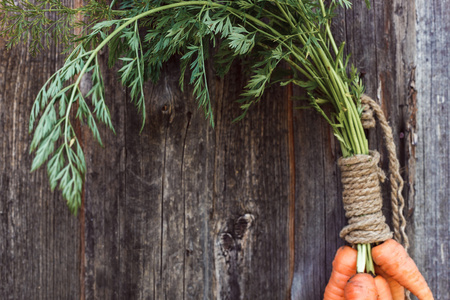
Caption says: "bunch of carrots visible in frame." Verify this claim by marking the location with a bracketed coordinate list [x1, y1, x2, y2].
[324, 239, 434, 300]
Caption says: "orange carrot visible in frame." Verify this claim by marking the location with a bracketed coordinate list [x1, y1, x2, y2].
[324, 246, 358, 300]
[375, 264, 405, 300]
[344, 273, 378, 300]
[372, 239, 434, 300]
[374, 275, 393, 300]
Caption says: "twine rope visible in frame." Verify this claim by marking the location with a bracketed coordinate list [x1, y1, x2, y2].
[361, 95, 409, 251]
[338, 95, 409, 251]
[338, 151, 392, 244]
[361, 100, 376, 129]
[361, 95, 411, 299]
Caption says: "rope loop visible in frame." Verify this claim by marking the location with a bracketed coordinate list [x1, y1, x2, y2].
[360, 95, 409, 251]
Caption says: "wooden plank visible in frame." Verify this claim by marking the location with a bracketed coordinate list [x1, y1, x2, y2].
[415, 0, 450, 298]
[90, 60, 291, 299]
[0, 42, 80, 298]
[80, 56, 125, 299]
[364, 0, 415, 232]
[211, 66, 291, 299]
[292, 104, 340, 299]
[181, 72, 215, 299]
[116, 63, 168, 299]
[156, 62, 192, 300]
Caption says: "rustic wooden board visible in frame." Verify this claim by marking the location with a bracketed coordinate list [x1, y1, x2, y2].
[1, 0, 449, 299]
[76, 57, 291, 299]
[80, 56, 126, 299]
[415, 0, 450, 298]
[0, 42, 81, 298]
[209, 67, 291, 299]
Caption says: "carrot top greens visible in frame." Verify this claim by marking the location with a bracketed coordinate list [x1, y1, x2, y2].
[1, 0, 369, 213]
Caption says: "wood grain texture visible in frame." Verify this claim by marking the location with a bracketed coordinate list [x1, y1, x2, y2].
[72, 58, 291, 299]
[0, 40, 80, 299]
[415, 0, 450, 299]
[81, 56, 125, 300]
[210, 66, 290, 299]
[1, 0, 449, 299]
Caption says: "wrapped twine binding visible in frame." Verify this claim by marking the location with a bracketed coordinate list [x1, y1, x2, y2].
[338, 150, 392, 244]
[338, 95, 409, 251]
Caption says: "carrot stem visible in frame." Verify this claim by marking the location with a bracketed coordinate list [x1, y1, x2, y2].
[366, 243, 375, 275]
[356, 244, 366, 273]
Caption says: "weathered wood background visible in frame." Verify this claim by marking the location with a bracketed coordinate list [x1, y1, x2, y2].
[1, 0, 448, 299]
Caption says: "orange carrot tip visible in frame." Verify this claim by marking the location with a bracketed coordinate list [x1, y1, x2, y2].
[372, 239, 434, 300]
[374, 275, 393, 300]
[344, 273, 378, 300]
[375, 264, 405, 300]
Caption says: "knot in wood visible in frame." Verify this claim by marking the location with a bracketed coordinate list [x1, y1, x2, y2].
[219, 233, 235, 253]
[161, 104, 171, 114]
[338, 151, 392, 244]
[234, 214, 254, 239]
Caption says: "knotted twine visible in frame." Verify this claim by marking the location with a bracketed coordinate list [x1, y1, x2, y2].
[338, 95, 409, 251]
